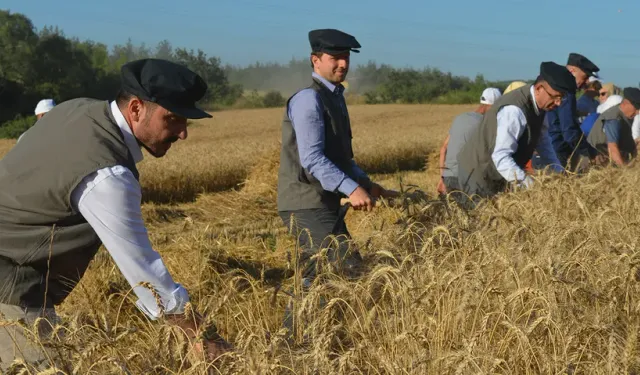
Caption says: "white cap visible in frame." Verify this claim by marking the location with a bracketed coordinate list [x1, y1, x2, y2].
[480, 88, 502, 105]
[588, 76, 602, 83]
[35, 99, 56, 115]
[596, 94, 623, 114]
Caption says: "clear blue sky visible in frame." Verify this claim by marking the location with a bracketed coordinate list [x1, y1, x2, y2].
[5, 0, 640, 86]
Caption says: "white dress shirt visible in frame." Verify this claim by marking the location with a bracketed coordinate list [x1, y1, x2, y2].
[632, 114, 640, 141]
[69, 101, 189, 320]
[492, 86, 563, 188]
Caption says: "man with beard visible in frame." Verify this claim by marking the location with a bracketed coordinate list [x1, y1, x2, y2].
[456, 62, 576, 206]
[0, 59, 230, 372]
[277, 29, 398, 286]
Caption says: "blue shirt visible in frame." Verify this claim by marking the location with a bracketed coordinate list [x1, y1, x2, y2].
[546, 93, 590, 157]
[580, 113, 599, 136]
[287, 72, 368, 196]
[576, 95, 599, 116]
[603, 119, 623, 144]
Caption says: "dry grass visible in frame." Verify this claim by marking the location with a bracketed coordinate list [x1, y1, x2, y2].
[4, 104, 639, 374]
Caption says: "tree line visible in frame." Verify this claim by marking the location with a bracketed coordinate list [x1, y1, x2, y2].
[1, 9, 510, 138]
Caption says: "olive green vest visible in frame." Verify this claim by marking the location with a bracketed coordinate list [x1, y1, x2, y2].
[457, 85, 545, 197]
[277, 78, 370, 211]
[586, 105, 636, 161]
[0, 98, 139, 307]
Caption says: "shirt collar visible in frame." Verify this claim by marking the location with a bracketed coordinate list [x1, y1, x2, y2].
[110, 101, 144, 164]
[312, 72, 344, 95]
[529, 85, 541, 116]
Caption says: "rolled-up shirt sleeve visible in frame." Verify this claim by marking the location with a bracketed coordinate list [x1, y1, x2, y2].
[604, 119, 622, 144]
[288, 89, 359, 196]
[71, 166, 188, 320]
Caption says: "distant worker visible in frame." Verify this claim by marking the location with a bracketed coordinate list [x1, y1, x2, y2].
[581, 94, 623, 137]
[587, 87, 640, 166]
[504, 81, 527, 94]
[599, 83, 622, 104]
[17, 99, 56, 143]
[546, 53, 600, 172]
[456, 62, 575, 206]
[35, 99, 56, 119]
[437, 87, 501, 194]
[277, 29, 399, 286]
[576, 77, 602, 120]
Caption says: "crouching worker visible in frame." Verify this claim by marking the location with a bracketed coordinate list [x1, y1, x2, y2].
[586, 87, 640, 166]
[454, 62, 576, 208]
[0, 59, 231, 372]
[437, 87, 501, 194]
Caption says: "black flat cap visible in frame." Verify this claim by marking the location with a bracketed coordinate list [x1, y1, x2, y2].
[623, 87, 640, 110]
[540, 62, 577, 95]
[567, 53, 600, 77]
[309, 29, 360, 55]
[120, 58, 211, 119]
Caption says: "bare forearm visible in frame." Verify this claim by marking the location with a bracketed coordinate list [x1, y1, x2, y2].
[439, 136, 450, 173]
[608, 143, 625, 166]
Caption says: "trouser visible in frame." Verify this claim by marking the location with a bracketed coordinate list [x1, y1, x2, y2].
[279, 206, 363, 282]
[279, 206, 363, 339]
[0, 303, 65, 373]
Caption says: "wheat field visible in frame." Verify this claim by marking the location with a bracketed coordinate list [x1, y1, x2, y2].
[2, 104, 640, 374]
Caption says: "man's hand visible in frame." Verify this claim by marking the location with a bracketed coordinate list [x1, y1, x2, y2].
[349, 186, 375, 211]
[370, 183, 401, 199]
[164, 312, 232, 362]
[436, 178, 447, 195]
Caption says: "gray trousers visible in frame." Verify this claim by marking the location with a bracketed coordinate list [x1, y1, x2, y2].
[279, 207, 363, 281]
[0, 303, 64, 373]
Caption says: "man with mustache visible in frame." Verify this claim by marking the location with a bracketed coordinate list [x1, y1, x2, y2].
[455, 62, 576, 207]
[0, 59, 230, 372]
[278, 29, 398, 287]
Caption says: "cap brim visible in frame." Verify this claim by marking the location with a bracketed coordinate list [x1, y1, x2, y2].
[321, 48, 359, 55]
[166, 105, 212, 119]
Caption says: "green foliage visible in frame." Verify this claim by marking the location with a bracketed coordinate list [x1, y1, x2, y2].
[0, 10, 242, 134]
[262, 90, 285, 108]
[364, 69, 508, 105]
[0, 114, 37, 139]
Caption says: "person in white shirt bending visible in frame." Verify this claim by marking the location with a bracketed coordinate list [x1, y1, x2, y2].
[0, 58, 230, 372]
[454, 62, 576, 208]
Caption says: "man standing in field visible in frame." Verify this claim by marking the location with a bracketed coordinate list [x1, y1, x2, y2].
[456, 62, 576, 205]
[586, 87, 640, 166]
[437, 87, 501, 194]
[277, 29, 398, 285]
[546, 53, 600, 172]
[0, 59, 230, 372]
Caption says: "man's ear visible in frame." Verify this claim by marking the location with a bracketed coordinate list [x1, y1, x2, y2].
[128, 98, 143, 122]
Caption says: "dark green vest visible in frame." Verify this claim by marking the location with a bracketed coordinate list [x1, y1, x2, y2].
[277, 78, 368, 211]
[457, 85, 545, 197]
[0, 98, 139, 307]
[586, 105, 636, 161]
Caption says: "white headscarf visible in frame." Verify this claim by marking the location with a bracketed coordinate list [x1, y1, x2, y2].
[596, 95, 623, 114]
